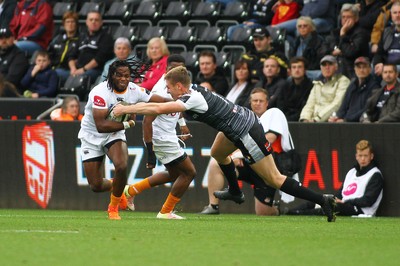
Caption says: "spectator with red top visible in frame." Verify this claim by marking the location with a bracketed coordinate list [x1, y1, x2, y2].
[139, 37, 169, 91]
[9, 0, 54, 57]
[271, 0, 300, 26]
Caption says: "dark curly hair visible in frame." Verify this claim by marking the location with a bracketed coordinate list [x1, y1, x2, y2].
[106, 57, 151, 90]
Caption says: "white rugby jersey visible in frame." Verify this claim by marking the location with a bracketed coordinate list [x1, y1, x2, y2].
[151, 74, 181, 142]
[79, 81, 150, 140]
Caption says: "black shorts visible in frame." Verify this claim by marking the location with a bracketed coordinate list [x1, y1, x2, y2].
[237, 162, 277, 206]
[234, 121, 272, 164]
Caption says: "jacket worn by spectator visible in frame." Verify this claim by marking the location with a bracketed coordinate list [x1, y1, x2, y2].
[72, 28, 114, 71]
[373, 26, 400, 65]
[195, 67, 230, 97]
[48, 31, 79, 70]
[336, 75, 379, 122]
[20, 65, 58, 97]
[364, 81, 400, 122]
[0, 0, 17, 28]
[370, 1, 393, 47]
[324, 23, 370, 79]
[255, 76, 289, 109]
[9, 0, 54, 49]
[0, 44, 29, 92]
[289, 31, 326, 71]
[276, 75, 313, 122]
[300, 74, 350, 122]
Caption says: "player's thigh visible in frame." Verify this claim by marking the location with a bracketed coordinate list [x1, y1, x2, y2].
[166, 155, 196, 180]
[210, 132, 237, 160]
[250, 155, 286, 188]
[83, 160, 104, 184]
[107, 140, 128, 169]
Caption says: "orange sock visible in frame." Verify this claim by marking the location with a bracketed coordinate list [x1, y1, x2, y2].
[110, 193, 121, 207]
[128, 178, 151, 196]
[160, 193, 180, 214]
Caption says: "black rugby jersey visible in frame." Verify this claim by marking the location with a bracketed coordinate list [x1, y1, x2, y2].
[180, 84, 257, 142]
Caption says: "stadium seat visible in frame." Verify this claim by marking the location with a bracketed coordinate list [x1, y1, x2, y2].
[103, 1, 134, 24]
[167, 44, 187, 54]
[157, 20, 182, 39]
[221, 45, 246, 65]
[163, 1, 191, 23]
[132, 44, 148, 60]
[78, 2, 105, 18]
[53, 2, 77, 19]
[168, 26, 197, 50]
[140, 26, 166, 42]
[91, 0, 118, 9]
[220, 1, 249, 21]
[187, 20, 211, 41]
[102, 20, 123, 38]
[133, 1, 162, 22]
[112, 25, 138, 42]
[230, 27, 252, 43]
[59, 74, 91, 101]
[197, 26, 224, 49]
[128, 19, 152, 38]
[191, 1, 221, 21]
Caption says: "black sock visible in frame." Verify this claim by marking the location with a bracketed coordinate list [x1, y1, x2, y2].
[218, 160, 241, 195]
[211, 204, 219, 210]
[280, 178, 324, 205]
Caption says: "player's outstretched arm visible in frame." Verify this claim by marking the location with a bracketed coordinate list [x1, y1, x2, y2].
[114, 101, 186, 116]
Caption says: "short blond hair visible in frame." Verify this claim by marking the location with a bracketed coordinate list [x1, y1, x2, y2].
[165, 66, 191, 87]
[356, 140, 373, 153]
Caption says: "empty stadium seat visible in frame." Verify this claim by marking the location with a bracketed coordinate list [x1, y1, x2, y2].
[103, 1, 134, 24]
[53, 2, 77, 18]
[78, 2, 105, 18]
[163, 1, 191, 23]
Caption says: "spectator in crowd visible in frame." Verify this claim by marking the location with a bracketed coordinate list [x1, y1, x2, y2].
[356, 0, 388, 34]
[373, 1, 400, 77]
[195, 50, 229, 96]
[271, 0, 300, 26]
[287, 140, 383, 217]
[329, 57, 379, 123]
[272, 0, 336, 37]
[276, 56, 313, 122]
[242, 27, 287, 84]
[21, 50, 58, 98]
[69, 10, 114, 85]
[98, 37, 133, 84]
[226, 0, 277, 41]
[224, 59, 254, 108]
[323, 3, 370, 79]
[289, 16, 326, 80]
[0, 27, 29, 93]
[0, 73, 20, 97]
[299, 55, 350, 122]
[255, 55, 289, 108]
[47, 11, 79, 85]
[9, 0, 54, 57]
[139, 37, 169, 91]
[0, 0, 17, 28]
[361, 63, 400, 122]
[50, 96, 83, 121]
[201, 88, 299, 216]
[370, 0, 394, 55]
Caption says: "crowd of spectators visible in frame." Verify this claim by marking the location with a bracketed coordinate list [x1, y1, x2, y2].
[1, 0, 400, 123]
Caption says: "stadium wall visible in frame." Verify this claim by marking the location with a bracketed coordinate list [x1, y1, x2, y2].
[0, 121, 399, 217]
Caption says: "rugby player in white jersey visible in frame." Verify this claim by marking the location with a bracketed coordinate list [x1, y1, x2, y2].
[123, 54, 197, 219]
[114, 66, 338, 222]
[78, 59, 166, 220]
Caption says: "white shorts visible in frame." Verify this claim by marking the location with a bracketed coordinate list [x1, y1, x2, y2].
[79, 130, 126, 161]
[153, 137, 185, 165]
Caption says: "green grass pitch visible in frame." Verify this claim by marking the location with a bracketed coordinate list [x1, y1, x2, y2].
[0, 209, 398, 266]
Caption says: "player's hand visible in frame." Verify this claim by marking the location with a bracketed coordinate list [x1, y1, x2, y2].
[233, 158, 244, 168]
[112, 103, 125, 116]
[179, 126, 192, 141]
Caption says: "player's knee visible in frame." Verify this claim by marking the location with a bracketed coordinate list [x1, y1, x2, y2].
[113, 160, 128, 173]
[89, 182, 103, 192]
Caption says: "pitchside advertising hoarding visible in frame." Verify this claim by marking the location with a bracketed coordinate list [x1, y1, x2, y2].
[0, 121, 399, 216]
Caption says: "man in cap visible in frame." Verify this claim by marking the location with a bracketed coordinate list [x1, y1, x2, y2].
[329, 57, 379, 122]
[299, 55, 350, 122]
[241, 27, 287, 84]
[0, 27, 29, 94]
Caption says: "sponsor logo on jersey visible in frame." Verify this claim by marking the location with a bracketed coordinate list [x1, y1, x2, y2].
[94, 95, 106, 107]
[343, 183, 357, 196]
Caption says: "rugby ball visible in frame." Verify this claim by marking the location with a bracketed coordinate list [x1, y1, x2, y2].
[106, 101, 130, 122]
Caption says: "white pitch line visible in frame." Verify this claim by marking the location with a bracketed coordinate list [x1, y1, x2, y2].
[0, 229, 79, 234]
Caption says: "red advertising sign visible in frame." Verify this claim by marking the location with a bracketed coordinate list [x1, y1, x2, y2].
[22, 123, 55, 208]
